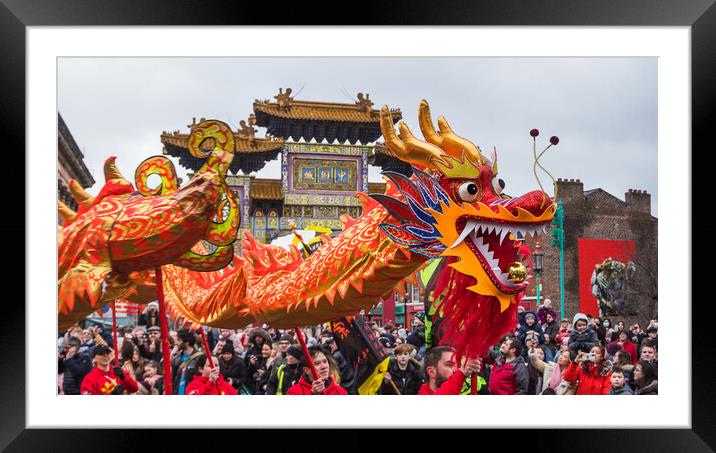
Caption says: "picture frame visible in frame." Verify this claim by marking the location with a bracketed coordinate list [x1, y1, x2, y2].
[4, 0, 713, 448]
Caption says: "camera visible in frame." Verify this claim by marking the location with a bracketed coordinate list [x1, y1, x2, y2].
[583, 353, 595, 362]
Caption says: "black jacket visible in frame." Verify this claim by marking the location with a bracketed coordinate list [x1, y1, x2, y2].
[332, 350, 355, 391]
[266, 362, 302, 395]
[218, 355, 250, 391]
[138, 311, 160, 328]
[378, 359, 423, 395]
[61, 352, 92, 395]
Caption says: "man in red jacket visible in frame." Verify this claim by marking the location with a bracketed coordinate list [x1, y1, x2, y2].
[186, 355, 237, 395]
[80, 345, 139, 395]
[487, 336, 529, 395]
[287, 346, 348, 395]
[418, 346, 481, 395]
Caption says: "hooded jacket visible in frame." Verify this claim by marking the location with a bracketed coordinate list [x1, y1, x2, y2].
[487, 355, 529, 395]
[562, 360, 612, 395]
[185, 374, 237, 395]
[568, 314, 598, 352]
[518, 311, 545, 344]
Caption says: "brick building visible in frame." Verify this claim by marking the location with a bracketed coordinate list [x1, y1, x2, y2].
[523, 178, 658, 325]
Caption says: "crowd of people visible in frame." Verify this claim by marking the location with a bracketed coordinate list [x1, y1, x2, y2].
[57, 298, 658, 396]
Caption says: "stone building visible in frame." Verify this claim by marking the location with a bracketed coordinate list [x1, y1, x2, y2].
[523, 178, 658, 325]
[58, 113, 95, 212]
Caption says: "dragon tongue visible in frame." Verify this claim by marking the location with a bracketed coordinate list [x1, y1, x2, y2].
[449, 220, 477, 249]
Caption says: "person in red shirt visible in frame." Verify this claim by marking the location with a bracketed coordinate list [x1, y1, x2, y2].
[80, 345, 139, 395]
[607, 330, 638, 364]
[418, 346, 481, 395]
[286, 346, 347, 395]
[186, 355, 237, 395]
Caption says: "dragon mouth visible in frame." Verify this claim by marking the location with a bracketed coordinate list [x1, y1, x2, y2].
[451, 218, 548, 294]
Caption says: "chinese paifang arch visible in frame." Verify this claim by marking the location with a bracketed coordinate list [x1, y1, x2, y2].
[58, 103, 556, 360]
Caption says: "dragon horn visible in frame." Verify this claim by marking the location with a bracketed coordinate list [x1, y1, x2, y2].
[380, 105, 445, 170]
[68, 179, 94, 208]
[436, 115, 484, 164]
[104, 156, 127, 181]
[57, 201, 76, 223]
[491, 147, 498, 176]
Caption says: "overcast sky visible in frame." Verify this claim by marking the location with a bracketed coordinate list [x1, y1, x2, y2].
[58, 57, 657, 216]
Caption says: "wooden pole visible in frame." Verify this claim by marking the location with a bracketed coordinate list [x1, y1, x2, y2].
[198, 327, 214, 367]
[294, 327, 318, 381]
[155, 267, 173, 395]
[389, 379, 402, 395]
[111, 301, 119, 366]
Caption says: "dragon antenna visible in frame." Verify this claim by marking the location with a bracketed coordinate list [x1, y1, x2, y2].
[529, 129, 560, 206]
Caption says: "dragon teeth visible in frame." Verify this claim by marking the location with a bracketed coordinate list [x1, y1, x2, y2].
[449, 220, 477, 249]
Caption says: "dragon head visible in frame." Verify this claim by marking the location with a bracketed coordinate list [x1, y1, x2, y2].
[371, 100, 556, 312]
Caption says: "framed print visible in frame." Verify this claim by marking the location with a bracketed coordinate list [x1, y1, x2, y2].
[4, 0, 715, 450]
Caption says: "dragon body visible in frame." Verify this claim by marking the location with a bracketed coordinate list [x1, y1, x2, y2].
[59, 101, 555, 360]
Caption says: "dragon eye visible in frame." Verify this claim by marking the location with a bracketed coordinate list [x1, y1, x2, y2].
[493, 178, 505, 195]
[458, 182, 480, 202]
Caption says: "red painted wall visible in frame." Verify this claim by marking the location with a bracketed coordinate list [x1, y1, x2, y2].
[577, 238, 635, 316]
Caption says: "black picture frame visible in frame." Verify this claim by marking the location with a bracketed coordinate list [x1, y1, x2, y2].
[3, 0, 713, 450]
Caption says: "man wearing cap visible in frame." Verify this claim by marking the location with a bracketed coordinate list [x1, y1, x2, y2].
[139, 301, 161, 328]
[266, 346, 303, 395]
[80, 345, 139, 395]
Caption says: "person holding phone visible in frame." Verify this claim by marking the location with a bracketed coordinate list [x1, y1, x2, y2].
[562, 345, 613, 395]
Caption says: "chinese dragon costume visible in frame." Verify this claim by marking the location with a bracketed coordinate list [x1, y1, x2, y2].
[58, 101, 556, 360]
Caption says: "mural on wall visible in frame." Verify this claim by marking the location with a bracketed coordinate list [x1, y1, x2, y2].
[590, 258, 636, 317]
[292, 157, 358, 191]
[578, 238, 636, 317]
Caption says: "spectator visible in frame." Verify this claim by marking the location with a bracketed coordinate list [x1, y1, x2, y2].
[612, 351, 635, 385]
[517, 311, 544, 345]
[186, 355, 237, 395]
[517, 305, 526, 325]
[642, 327, 658, 351]
[633, 360, 658, 395]
[487, 337, 529, 395]
[594, 317, 608, 344]
[536, 299, 557, 326]
[418, 345, 481, 395]
[243, 328, 272, 368]
[80, 345, 139, 395]
[287, 345, 348, 395]
[562, 345, 613, 395]
[602, 318, 615, 343]
[526, 344, 550, 394]
[608, 330, 638, 364]
[380, 344, 422, 395]
[170, 328, 204, 395]
[79, 328, 96, 355]
[59, 337, 92, 395]
[248, 342, 272, 394]
[568, 313, 598, 353]
[145, 337, 163, 363]
[639, 339, 658, 365]
[406, 313, 426, 357]
[322, 335, 355, 392]
[137, 360, 164, 395]
[217, 341, 249, 394]
[527, 344, 569, 395]
[267, 346, 303, 395]
[555, 318, 571, 345]
[138, 301, 161, 328]
[608, 368, 633, 395]
[123, 344, 147, 382]
[542, 313, 559, 344]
